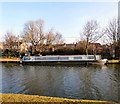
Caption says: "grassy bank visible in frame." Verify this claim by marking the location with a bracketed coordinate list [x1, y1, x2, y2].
[0, 57, 20, 62]
[107, 60, 120, 64]
[0, 94, 118, 104]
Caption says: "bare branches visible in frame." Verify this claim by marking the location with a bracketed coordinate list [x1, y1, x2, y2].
[106, 18, 118, 44]
[105, 18, 119, 58]
[23, 19, 45, 53]
[54, 32, 64, 44]
[81, 20, 104, 55]
[46, 30, 63, 44]
[4, 31, 18, 50]
[24, 19, 45, 45]
[23, 19, 64, 54]
[46, 29, 55, 45]
[82, 20, 104, 43]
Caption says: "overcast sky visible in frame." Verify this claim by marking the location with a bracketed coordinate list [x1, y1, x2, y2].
[0, 2, 118, 43]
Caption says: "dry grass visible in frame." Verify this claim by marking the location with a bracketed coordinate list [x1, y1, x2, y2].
[107, 60, 119, 64]
[0, 94, 118, 104]
[0, 57, 20, 62]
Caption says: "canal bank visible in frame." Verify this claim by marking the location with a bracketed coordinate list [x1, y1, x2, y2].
[0, 94, 118, 104]
[106, 60, 120, 64]
[0, 58, 20, 63]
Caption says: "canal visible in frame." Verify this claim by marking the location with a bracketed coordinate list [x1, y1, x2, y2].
[1, 63, 120, 103]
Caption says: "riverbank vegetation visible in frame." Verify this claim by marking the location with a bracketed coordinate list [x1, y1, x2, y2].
[0, 18, 120, 60]
[0, 94, 118, 104]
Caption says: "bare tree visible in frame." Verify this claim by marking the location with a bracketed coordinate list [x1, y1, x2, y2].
[46, 29, 55, 46]
[46, 30, 63, 45]
[106, 19, 118, 44]
[23, 19, 45, 54]
[53, 32, 64, 44]
[106, 18, 119, 58]
[45, 29, 64, 51]
[81, 20, 104, 55]
[4, 31, 18, 50]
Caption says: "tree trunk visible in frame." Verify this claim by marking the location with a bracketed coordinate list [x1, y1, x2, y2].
[85, 45, 88, 55]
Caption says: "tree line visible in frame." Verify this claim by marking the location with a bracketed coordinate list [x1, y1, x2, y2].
[1, 18, 120, 59]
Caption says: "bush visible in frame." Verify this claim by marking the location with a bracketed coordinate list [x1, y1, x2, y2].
[2, 49, 19, 57]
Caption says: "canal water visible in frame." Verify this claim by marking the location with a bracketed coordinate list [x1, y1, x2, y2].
[1, 63, 120, 103]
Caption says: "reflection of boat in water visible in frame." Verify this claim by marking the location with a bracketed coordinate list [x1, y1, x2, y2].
[101, 65, 108, 70]
[21, 55, 107, 65]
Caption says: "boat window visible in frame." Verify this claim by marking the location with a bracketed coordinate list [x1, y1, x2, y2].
[24, 57, 30, 60]
[46, 57, 58, 60]
[35, 57, 45, 60]
[59, 57, 69, 60]
[88, 56, 94, 59]
[34, 57, 59, 60]
[74, 57, 82, 59]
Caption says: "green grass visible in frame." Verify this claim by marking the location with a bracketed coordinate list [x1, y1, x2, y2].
[0, 94, 118, 104]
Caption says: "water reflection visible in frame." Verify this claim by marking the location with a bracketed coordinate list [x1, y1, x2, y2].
[1, 63, 120, 103]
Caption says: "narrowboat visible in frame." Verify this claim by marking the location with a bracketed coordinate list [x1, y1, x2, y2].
[21, 55, 107, 65]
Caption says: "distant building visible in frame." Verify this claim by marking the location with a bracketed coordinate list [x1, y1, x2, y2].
[53, 43, 76, 50]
